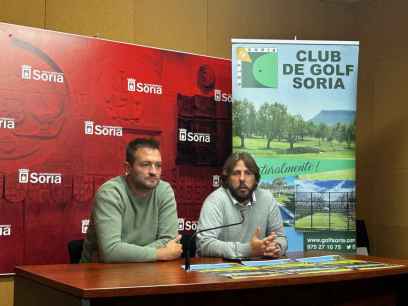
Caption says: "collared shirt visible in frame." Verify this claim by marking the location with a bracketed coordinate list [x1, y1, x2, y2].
[226, 188, 257, 208]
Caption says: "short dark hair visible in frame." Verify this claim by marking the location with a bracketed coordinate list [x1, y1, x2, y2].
[221, 152, 260, 188]
[126, 138, 160, 165]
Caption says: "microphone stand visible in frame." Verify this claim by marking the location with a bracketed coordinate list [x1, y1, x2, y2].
[184, 211, 245, 271]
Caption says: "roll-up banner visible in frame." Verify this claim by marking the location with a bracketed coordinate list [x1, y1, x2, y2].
[232, 39, 359, 253]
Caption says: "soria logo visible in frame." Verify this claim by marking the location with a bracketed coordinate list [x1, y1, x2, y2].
[84, 121, 123, 137]
[127, 78, 162, 95]
[0, 117, 15, 129]
[212, 175, 220, 187]
[178, 218, 197, 231]
[81, 219, 90, 234]
[214, 89, 232, 102]
[0, 225, 11, 236]
[178, 128, 210, 143]
[21, 65, 64, 83]
[18, 169, 62, 184]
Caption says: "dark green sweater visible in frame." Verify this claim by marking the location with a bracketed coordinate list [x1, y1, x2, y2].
[81, 176, 178, 263]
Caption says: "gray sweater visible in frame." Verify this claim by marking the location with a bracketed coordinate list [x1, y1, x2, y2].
[80, 176, 178, 263]
[196, 187, 287, 258]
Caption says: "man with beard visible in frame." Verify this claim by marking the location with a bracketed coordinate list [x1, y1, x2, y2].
[81, 138, 182, 263]
[196, 152, 287, 259]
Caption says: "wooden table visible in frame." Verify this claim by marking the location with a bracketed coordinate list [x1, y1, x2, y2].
[14, 254, 408, 306]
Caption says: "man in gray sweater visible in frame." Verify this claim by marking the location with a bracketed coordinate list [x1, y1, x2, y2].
[196, 152, 287, 259]
[81, 138, 182, 263]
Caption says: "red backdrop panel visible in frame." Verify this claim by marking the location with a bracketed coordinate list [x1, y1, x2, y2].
[0, 22, 231, 273]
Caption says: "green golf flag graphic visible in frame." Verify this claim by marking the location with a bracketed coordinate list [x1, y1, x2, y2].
[241, 50, 278, 88]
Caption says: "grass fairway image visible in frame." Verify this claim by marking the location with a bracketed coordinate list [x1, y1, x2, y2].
[294, 180, 355, 232]
[295, 212, 355, 231]
[233, 136, 355, 180]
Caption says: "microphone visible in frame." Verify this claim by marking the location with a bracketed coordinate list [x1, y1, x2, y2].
[184, 210, 245, 271]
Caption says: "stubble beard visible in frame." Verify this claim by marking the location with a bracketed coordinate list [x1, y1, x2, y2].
[127, 174, 159, 194]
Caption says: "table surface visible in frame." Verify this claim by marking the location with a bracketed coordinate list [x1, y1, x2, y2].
[14, 253, 408, 299]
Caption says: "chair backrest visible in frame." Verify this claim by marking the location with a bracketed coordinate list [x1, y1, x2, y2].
[356, 219, 370, 253]
[67, 239, 84, 264]
[181, 234, 196, 258]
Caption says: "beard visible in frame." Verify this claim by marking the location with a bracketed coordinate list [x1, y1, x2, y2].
[127, 173, 159, 193]
[228, 181, 257, 203]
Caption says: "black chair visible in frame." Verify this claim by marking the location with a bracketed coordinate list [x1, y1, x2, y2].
[356, 219, 370, 254]
[67, 239, 84, 264]
[181, 233, 196, 258]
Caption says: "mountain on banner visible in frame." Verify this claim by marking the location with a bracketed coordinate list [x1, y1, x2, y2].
[309, 110, 355, 126]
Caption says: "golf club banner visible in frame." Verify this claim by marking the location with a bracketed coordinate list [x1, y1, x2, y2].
[232, 39, 359, 253]
[0, 22, 231, 274]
